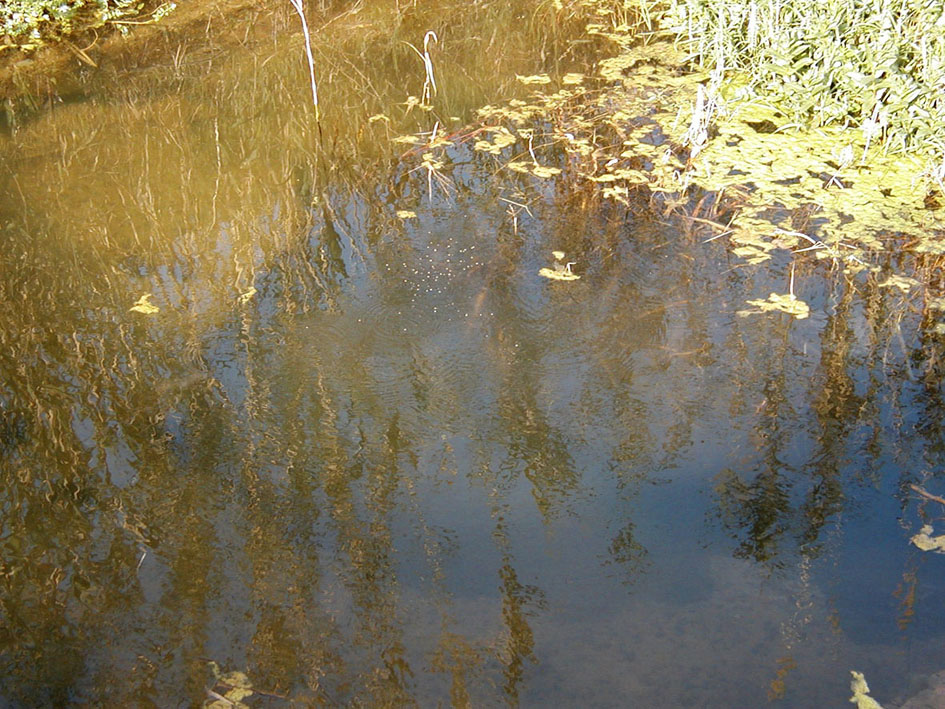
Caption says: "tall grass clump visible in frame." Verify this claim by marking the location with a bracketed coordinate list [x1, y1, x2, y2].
[659, 0, 945, 162]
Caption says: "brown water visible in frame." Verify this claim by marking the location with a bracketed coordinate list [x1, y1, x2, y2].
[2, 1, 945, 706]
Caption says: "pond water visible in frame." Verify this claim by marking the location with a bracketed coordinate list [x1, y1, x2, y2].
[2, 0, 945, 706]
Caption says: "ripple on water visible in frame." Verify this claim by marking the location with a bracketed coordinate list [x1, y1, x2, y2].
[344, 231, 502, 431]
[415, 326, 497, 434]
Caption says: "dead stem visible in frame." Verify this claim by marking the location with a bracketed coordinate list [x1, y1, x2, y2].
[288, 0, 320, 121]
[910, 484, 945, 507]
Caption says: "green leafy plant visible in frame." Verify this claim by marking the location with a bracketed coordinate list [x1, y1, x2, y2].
[658, 0, 945, 164]
[1, 0, 176, 50]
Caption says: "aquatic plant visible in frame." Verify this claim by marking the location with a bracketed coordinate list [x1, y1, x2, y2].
[538, 251, 581, 280]
[434, 0, 944, 333]
[656, 0, 945, 167]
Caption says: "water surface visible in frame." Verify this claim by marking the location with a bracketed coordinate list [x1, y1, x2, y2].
[1, 1, 944, 706]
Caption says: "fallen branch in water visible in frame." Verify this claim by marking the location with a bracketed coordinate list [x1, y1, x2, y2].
[910, 484, 945, 507]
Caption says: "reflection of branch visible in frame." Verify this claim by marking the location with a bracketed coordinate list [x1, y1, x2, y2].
[910, 484, 945, 507]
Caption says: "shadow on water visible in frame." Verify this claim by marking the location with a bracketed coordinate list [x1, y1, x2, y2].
[2, 0, 945, 706]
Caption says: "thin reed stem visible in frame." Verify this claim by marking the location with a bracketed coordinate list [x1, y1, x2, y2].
[289, 0, 320, 121]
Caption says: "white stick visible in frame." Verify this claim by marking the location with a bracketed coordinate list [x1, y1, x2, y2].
[289, 0, 319, 120]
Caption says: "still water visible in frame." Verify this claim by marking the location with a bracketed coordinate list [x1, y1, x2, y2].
[1, 0, 944, 706]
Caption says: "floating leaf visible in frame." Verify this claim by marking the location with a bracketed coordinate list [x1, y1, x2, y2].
[610, 168, 648, 183]
[588, 173, 620, 183]
[562, 72, 585, 85]
[539, 267, 580, 281]
[421, 153, 444, 169]
[849, 671, 884, 709]
[540, 255, 580, 281]
[927, 296, 945, 312]
[911, 525, 945, 553]
[130, 294, 159, 315]
[207, 664, 255, 709]
[738, 292, 810, 319]
[516, 73, 552, 85]
[878, 275, 920, 292]
[474, 127, 517, 155]
[602, 185, 630, 204]
[506, 161, 532, 174]
[732, 245, 773, 264]
[531, 165, 562, 178]
[396, 210, 417, 219]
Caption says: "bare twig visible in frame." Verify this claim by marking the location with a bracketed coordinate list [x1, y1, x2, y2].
[911, 484, 945, 507]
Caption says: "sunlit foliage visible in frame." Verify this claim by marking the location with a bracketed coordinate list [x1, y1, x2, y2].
[1, 0, 176, 48]
[660, 0, 945, 164]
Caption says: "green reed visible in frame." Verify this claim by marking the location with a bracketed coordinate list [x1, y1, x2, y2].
[651, 0, 945, 165]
